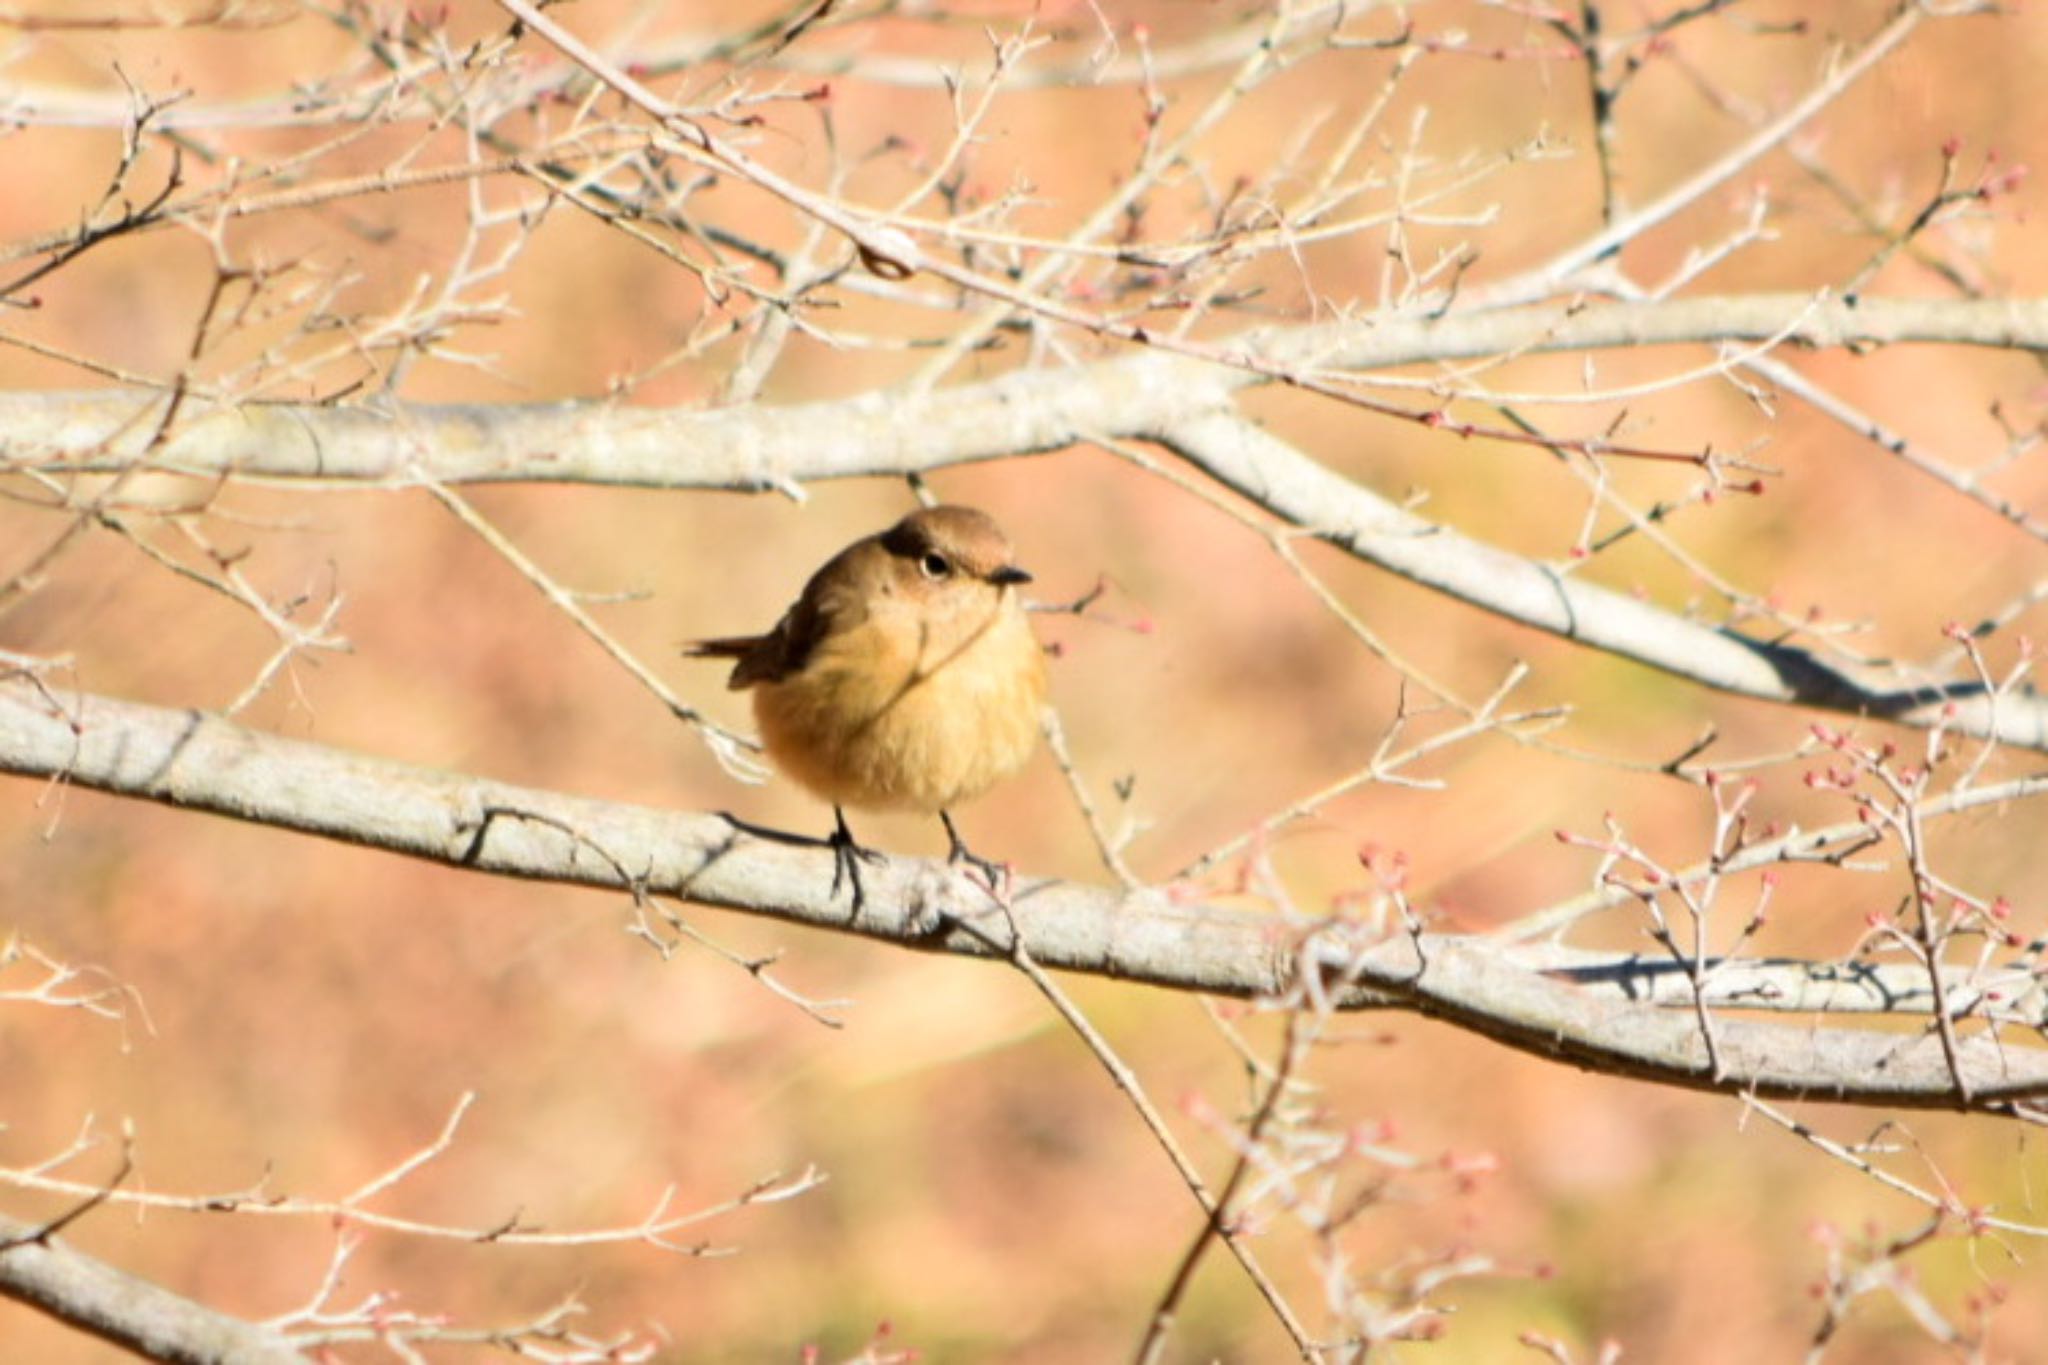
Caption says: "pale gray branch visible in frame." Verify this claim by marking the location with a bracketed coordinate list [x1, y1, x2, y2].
[3, 678, 2044, 1111]
[0, 1213, 307, 1365]
[6, 295, 2044, 485]
[1156, 410, 2048, 751]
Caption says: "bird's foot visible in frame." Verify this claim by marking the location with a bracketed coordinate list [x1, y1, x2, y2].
[941, 810, 1011, 899]
[828, 807, 887, 914]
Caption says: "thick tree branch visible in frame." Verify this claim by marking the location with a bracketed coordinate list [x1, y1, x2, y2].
[0, 1213, 307, 1365]
[1156, 411, 2048, 750]
[3, 678, 2043, 1111]
[6, 295, 2043, 485]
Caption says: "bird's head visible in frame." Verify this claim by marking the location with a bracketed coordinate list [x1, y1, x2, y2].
[878, 506, 1033, 611]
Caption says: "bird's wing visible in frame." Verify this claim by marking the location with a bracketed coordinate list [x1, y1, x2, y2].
[684, 539, 876, 689]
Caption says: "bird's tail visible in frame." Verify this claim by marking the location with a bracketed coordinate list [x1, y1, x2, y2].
[682, 636, 763, 659]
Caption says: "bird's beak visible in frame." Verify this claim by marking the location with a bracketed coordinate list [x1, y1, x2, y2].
[989, 565, 1033, 587]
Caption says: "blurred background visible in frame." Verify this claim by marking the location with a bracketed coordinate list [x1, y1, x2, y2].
[3, 0, 2047, 1359]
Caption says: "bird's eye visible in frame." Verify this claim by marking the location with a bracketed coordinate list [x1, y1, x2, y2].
[919, 552, 952, 580]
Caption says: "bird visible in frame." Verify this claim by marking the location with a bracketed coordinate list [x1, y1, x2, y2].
[685, 504, 1048, 909]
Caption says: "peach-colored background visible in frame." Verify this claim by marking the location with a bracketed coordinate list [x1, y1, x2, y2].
[4, 1, 2047, 1360]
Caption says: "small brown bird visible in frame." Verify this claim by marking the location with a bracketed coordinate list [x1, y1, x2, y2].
[686, 505, 1048, 906]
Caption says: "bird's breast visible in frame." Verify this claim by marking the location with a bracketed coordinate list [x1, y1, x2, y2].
[752, 603, 1047, 813]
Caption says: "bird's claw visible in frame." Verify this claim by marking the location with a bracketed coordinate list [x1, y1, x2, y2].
[828, 807, 887, 914]
[941, 810, 1011, 897]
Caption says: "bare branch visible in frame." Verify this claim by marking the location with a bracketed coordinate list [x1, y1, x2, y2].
[5, 679, 2046, 1113]
[0, 1213, 308, 1365]
[9, 293, 2040, 478]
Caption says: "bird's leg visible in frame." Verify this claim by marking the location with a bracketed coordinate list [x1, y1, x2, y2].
[828, 805, 886, 913]
[940, 810, 1007, 889]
